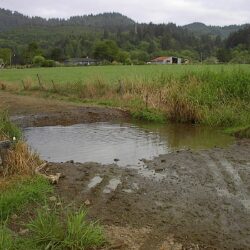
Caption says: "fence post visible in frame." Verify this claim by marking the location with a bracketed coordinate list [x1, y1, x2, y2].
[146, 92, 149, 110]
[37, 74, 43, 90]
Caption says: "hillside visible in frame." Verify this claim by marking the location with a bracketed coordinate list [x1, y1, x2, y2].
[184, 22, 247, 39]
[0, 8, 135, 32]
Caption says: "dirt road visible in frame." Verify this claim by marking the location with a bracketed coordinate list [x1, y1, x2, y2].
[1, 91, 250, 249]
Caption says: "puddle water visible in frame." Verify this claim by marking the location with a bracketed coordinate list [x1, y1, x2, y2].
[24, 122, 234, 166]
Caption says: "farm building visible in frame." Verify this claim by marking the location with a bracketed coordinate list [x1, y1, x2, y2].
[149, 56, 182, 65]
[64, 57, 98, 66]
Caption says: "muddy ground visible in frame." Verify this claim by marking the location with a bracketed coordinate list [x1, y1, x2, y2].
[1, 92, 250, 249]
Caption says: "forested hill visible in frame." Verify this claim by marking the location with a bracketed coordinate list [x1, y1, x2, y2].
[0, 8, 249, 65]
[0, 8, 247, 37]
[0, 8, 135, 32]
[184, 22, 247, 39]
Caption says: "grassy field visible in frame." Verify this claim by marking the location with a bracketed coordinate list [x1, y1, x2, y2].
[0, 64, 250, 137]
[1, 64, 250, 84]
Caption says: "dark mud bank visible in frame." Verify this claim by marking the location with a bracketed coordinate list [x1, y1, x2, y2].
[11, 106, 130, 128]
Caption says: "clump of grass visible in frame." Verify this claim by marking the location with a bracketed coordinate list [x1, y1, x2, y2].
[132, 109, 166, 123]
[28, 206, 105, 250]
[0, 176, 52, 221]
[3, 141, 42, 176]
[0, 82, 7, 90]
[0, 111, 41, 177]
[21, 77, 33, 90]
[0, 111, 21, 140]
[225, 126, 250, 138]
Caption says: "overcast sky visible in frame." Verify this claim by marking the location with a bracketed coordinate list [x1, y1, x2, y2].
[1, 0, 250, 26]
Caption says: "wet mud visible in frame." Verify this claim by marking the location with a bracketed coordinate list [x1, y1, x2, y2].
[44, 139, 250, 249]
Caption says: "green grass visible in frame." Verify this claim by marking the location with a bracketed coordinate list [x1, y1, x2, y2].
[0, 176, 52, 221]
[27, 206, 105, 249]
[0, 177, 105, 250]
[1, 64, 250, 84]
[0, 206, 105, 250]
[225, 126, 250, 138]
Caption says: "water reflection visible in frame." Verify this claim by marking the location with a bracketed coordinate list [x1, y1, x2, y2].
[24, 122, 234, 166]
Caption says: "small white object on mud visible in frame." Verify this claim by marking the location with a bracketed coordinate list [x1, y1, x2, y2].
[103, 178, 121, 194]
[88, 176, 103, 189]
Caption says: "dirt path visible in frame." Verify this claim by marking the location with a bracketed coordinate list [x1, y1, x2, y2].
[0, 91, 130, 127]
[1, 91, 250, 249]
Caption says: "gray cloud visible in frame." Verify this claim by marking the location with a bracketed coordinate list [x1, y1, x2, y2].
[0, 0, 250, 25]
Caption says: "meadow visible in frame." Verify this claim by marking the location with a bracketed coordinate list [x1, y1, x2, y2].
[1, 64, 250, 84]
[0, 64, 250, 136]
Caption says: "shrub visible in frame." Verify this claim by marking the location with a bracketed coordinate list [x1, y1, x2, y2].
[32, 56, 45, 66]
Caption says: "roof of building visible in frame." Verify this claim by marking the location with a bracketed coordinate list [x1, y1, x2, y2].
[151, 56, 172, 62]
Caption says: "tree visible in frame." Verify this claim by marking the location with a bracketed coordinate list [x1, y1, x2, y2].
[0, 48, 11, 64]
[93, 40, 119, 62]
[50, 48, 63, 61]
[216, 48, 232, 62]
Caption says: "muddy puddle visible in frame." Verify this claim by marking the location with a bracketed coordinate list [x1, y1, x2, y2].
[24, 122, 234, 166]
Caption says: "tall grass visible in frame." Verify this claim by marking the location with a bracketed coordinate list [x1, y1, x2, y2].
[0, 111, 21, 140]
[2, 68, 250, 130]
[3, 141, 42, 176]
[0, 112, 41, 177]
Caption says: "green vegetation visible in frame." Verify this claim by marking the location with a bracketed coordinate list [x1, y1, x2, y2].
[28, 206, 104, 249]
[0, 187, 104, 249]
[0, 176, 52, 221]
[0, 64, 249, 84]
[0, 111, 22, 140]
[0, 176, 105, 249]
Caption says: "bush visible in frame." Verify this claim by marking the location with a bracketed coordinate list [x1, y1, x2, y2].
[32, 56, 45, 66]
[42, 60, 56, 67]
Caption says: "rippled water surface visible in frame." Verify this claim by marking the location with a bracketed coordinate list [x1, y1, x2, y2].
[24, 122, 234, 166]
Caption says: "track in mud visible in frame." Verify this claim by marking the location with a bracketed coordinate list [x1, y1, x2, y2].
[45, 140, 250, 249]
